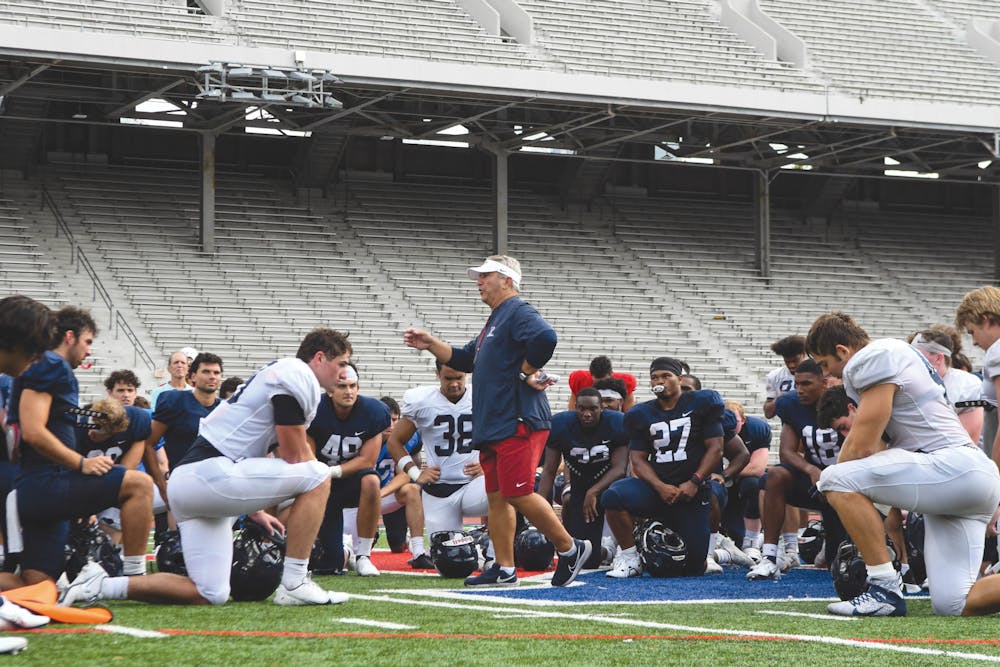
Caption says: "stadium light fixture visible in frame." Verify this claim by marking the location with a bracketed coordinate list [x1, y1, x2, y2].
[194, 62, 343, 110]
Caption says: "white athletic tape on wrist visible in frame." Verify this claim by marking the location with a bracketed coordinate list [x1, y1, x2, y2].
[330, 465, 343, 479]
[397, 455, 413, 475]
[408, 466, 421, 482]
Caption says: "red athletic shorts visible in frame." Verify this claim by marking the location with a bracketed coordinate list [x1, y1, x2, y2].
[480, 423, 549, 498]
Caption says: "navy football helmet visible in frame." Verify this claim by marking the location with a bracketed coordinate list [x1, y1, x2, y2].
[429, 531, 478, 578]
[831, 538, 900, 601]
[514, 526, 554, 571]
[230, 519, 285, 602]
[65, 519, 123, 580]
[798, 519, 825, 565]
[637, 520, 687, 577]
[154, 529, 187, 575]
[904, 511, 926, 585]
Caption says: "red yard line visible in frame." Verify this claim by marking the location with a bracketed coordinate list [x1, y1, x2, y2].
[17, 627, 1000, 649]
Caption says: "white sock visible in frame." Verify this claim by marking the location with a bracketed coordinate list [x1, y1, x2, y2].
[409, 536, 425, 557]
[486, 540, 495, 559]
[900, 562, 910, 577]
[763, 543, 779, 563]
[781, 532, 798, 551]
[99, 576, 129, 601]
[743, 531, 761, 550]
[357, 537, 374, 558]
[709, 532, 719, 554]
[499, 565, 516, 576]
[282, 556, 309, 589]
[867, 562, 897, 581]
[558, 542, 577, 558]
[122, 555, 146, 576]
[621, 545, 638, 557]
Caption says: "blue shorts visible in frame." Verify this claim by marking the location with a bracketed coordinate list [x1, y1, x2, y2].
[601, 477, 710, 571]
[709, 479, 728, 510]
[762, 464, 846, 566]
[315, 469, 378, 573]
[15, 465, 126, 578]
[561, 489, 605, 569]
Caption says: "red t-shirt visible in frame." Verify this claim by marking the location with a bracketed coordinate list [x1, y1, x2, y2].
[568, 370, 638, 396]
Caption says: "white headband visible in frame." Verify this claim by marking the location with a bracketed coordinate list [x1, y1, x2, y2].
[341, 365, 359, 382]
[598, 389, 623, 400]
[911, 334, 951, 358]
[467, 259, 522, 289]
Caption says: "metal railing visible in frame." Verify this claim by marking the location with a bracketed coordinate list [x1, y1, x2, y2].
[40, 184, 156, 373]
[115, 311, 156, 372]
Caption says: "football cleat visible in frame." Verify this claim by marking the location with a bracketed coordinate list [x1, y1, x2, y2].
[704, 557, 723, 574]
[606, 550, 643, 579]
[551, 539, 592, 587]
[743, 546, 763, 564]
[59, 561, 108, 607]
[0, 598, 48, 629]
[828, 581, 907, 617]
[600, 535, 618, 567]
[464, 562, 518, 587]
[747, 558, 781, 581]
[779, 550, 800, 572]
[0, 638, 27, 655]
[273, 577, 348, 606]
[355, 555, 380, 577]
[715, 535, 755, 568]
[407, 553, 435, 569]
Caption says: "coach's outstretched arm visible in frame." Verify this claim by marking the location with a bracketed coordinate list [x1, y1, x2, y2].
[403, 328, 455, 365]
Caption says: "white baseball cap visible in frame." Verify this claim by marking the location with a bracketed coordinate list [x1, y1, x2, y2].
[180, 346, 199, 362]
[467, 258, 521, 289]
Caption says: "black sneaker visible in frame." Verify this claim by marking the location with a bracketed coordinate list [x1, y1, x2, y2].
[464, 562, 518, 587]
[551, 538, 592, 587]
[408, 553, 435, 569]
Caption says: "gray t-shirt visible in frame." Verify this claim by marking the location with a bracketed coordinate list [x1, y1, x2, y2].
[844, 339, 972, 453]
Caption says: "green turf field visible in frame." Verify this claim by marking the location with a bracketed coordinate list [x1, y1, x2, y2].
[12, 565, 1000, 666]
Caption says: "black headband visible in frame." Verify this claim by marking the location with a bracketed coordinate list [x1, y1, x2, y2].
[650, 357, 684, 377]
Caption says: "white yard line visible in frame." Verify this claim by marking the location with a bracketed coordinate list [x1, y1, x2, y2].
[95, 625, 168, 638]
[351, 593, 1000, 663]
[333, 617, 417, 630]
[757, 610, 858, 622]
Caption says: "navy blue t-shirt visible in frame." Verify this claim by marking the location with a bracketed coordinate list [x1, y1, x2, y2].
[81, 405, 151, 464]
[307, 395, 392, 466]
[740, 415, 773, 453]
[546, 409, 627, 491]
[624, 389, 725, 486]
[774, 392, 842, 469]
[153, 390, 221, 468]
[8, 351, 79, 468]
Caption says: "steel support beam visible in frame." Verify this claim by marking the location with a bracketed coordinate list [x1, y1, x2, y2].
[754, 170, 771, 279]
[199, 132, 215, 253]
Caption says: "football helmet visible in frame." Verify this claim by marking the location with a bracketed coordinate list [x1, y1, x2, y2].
[429, 531, 478, 578]
[230, 519, 285, 602]
[904, 511, 926, 585]
[831, 538, 900, 601]
[636, 520, 687, 577]
[64, 519, 123, 580]
[467, 524, 492, 566]
[797, 519, 825, 565]
[513, 526, 554, 571]
[154, 529, 187, 575]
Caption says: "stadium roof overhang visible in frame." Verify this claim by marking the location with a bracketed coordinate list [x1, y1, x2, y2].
[2, 28, 1000, 184]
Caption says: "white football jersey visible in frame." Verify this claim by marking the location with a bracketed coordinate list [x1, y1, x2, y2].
[198, 358, 322, 460]
[981, 338, 1000, 407]
[844, 339, 972, 453]
[401, 385, 475, 484]
[943, 368, 982, 414]
[765, 366, 794, 400]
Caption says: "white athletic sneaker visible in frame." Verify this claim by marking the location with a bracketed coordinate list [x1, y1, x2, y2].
[779, 550, 800, 572]
[715, 535, 755, 568]
[606, 551, 642, 579]
[704, 557, 723, 574]
[0, 598, 48, 629]
[600, 535, 618, 567]
[743, 546, 762, 564]
[59, 561, 108, 606]
[273, 577, 348, 606]
[355, 555, 380, 577]
[343, 544, 356, 572]
[0, 638, 27, 655]
[746, 558, 781, 581]
[828, 580, 906, 617]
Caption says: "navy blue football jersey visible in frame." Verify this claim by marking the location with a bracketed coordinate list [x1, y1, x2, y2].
[307, 395, 391, 466]
[153, 390, 221, 468]
[82, 406, 151, 463]
[546, 409, 628, 491]
[8, 352, 80, 468]
[624, 389, 725, 485]
[740, 415, 773, 453]
[774, 391, 842, 468]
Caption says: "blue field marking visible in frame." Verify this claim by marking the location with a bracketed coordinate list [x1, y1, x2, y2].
[453, 567, 929, 604]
